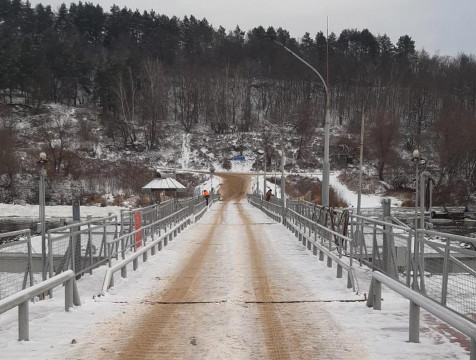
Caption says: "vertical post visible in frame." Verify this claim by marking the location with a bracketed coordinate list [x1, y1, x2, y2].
[357, 109, 365, 215]
[321, 104, 331, 207]
[18, 301, 29, 341]
[263, 150, 267, 195]
[471, 338, 476, 360]
[274, 163, 277, 196]
[382, 199, 391, 275]
[65, 278, 73, 311]
[409, 301, 420, 343]
[441, 238, 450, 306]
[413, 160, 420, 291]
[40, 165, 46, 281]
[280, 134, 286, 225]
[373, 279, 381, 310]
[420, 172, 426, 230]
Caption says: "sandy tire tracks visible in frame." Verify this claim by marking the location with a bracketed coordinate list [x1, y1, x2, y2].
[66, 174, 366, 360]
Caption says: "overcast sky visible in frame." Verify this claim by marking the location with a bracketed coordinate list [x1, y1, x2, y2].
[30, 0, 476, 56]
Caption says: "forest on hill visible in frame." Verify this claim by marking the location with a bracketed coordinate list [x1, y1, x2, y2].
[1, 0, 476, 205]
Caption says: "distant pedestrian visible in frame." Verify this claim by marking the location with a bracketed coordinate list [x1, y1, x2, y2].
[265, 189, 272, 202]
[203, 189, 210, 205]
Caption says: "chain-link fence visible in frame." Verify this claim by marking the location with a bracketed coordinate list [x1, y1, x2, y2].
[0, 230, 34, 300]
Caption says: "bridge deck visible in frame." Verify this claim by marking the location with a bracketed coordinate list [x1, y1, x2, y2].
[0, 175, 469, 359]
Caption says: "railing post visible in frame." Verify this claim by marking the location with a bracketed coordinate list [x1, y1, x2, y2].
[373, 278, 381, 310]
[18, 300, 29, 341]
[121, 265, 127, 278]
[88, 221, 93, 274]
[471, 338, 476, 360]
[441, 238, 450, 306]
[409, 300, 420, 343]
[65, 278, 73, 311]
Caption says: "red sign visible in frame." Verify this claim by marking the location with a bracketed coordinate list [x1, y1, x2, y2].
[134, 211, 142, 248]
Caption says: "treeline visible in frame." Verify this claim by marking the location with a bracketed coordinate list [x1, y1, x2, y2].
[1, 0, 476, 202]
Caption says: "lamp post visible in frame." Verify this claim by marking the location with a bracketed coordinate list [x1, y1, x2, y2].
[38, 152, 48, 281]
[411, 149, 426, 291]
[263, 126, 268, 195]
[272, 39, 331, 206]
[357, 110, 365, 215]
[210, 166, 215, 195]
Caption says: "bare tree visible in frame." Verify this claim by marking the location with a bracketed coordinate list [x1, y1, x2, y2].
[141, 59, 168, 149]
[173, 73, 200, 133]
[368, 109, 400, 181]
[115, 68, 139, 145]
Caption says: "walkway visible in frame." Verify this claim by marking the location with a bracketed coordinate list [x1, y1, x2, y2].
[66, 175, 367, 359]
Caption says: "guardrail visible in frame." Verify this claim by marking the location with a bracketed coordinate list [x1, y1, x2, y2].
[0, 230, 34, 300]
[101, 196, 217, 295]
[248, 195, 359, 292]
[101, 214, 198, 294]
[370, 271, 476, 359]
[106, 206, 192, 265]
[0, 270, 80, 340]
[249, 194, 476, 323]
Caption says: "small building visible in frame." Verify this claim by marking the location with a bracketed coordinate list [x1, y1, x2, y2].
[142, 172, 187, 206]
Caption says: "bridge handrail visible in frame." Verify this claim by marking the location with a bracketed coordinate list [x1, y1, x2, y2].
[371, 271, 476, 357]
[0, 270, 81, 341]
[248, 195, 359, 293]
[101, 215, 193, 294]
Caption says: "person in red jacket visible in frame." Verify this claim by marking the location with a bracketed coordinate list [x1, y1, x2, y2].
[203, 190, 210, 205]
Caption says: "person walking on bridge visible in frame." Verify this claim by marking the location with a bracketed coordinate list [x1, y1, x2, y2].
[265, 188, 272, 202]
[203, 189, 210, 205]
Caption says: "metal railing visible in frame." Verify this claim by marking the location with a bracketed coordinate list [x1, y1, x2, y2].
[371, 271, 476, 360]
[101, 195, 218, 294]
[0, 230, 34, 300]
[248, 195, 359, 292]
[0, 270, 81, 340]
[249, 194, 476, 324]
[101, 215, 193, 294]
[47, 214, 119, 278]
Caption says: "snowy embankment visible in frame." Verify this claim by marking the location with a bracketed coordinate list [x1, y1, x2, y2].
[247, 171, 398, 208]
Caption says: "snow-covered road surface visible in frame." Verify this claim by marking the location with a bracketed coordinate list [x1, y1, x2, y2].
[0, 175, 469, 359]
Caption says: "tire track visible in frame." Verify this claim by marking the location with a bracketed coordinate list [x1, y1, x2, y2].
[237, 203, 294, 360]
[113, 202, 226, 359]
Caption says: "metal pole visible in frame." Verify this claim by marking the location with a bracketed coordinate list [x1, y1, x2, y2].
[322, 102, 331, 207]
[40, 165, 46, 281]
[415, 161, 419, 231]
[420, 172, 427, 229]
[412, 160, 419, 290]
[272, 40, 331, 207]
[263, 151, 267, 195]
[256, 165, 259, 195]
[274, 163, 277, 196]
[357, 110, 365, 215]
[281, 134, 286, 223]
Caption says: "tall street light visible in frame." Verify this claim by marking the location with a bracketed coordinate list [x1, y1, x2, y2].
[38, 152, 48, 281]
[263, 127, 268, 195]
[272, 39, 331, 207]
[411, 149, 426, 291]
